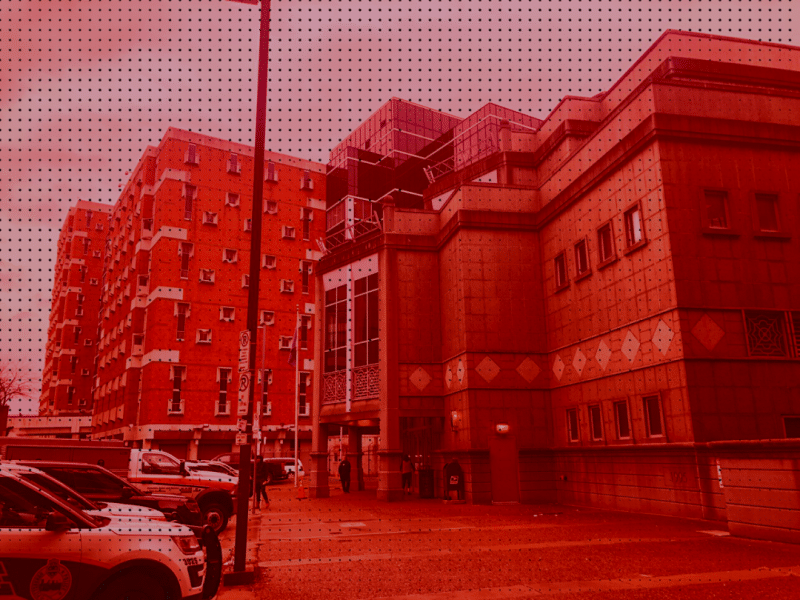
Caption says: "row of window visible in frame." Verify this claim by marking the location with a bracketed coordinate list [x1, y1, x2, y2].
[324, 274, 380, 373]
[703, 189, 787, 234]
[566, 395, 664, 443]
[554, 202, 645, 290]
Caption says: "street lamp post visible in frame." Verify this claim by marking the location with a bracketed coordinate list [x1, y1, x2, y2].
[223, 0, 271, 585]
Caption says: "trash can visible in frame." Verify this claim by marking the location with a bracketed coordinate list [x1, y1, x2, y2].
[418, 467, 434, 499]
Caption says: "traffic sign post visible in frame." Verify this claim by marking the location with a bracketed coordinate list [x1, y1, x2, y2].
[237, 371, 251, 416]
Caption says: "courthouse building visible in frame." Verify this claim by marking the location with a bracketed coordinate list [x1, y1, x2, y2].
[44, 128, 326, 460]
[310, 31, 800, 541]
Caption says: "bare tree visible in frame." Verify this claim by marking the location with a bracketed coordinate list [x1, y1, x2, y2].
[0, 365, 32, 408]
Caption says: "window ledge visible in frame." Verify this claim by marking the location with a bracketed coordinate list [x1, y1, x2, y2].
[554, 283, 570, 295]
[754, 231, 792, 241]
[574, 270, 592, 283]
[622, 239, 648, 256]
[702, 227, 741, 238]
[596, 256, 618, 271]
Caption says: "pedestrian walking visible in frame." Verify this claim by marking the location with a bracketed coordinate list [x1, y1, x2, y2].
[256, 457, 270, 509]
[338, 456, 351, 493]
[401, 455, 414, 494]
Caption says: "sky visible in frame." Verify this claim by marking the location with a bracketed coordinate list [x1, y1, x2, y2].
[0, 0, 795, 415]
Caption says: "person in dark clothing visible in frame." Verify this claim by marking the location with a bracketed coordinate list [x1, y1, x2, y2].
[256, 458, 270, 509]
[401, 455, 414, 494]
[338, 457, 351, 493]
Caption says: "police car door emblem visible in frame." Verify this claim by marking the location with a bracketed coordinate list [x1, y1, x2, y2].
[30, 559, 72, 600]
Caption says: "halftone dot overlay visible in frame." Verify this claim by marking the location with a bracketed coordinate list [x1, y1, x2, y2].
[0, 1, 795, 413]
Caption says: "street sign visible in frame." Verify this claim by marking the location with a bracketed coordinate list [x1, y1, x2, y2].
[239, 330, 251, 373]
[237, 418, 247, 433]
[237, 371, 251, 416]
[235, 433, 248, 446]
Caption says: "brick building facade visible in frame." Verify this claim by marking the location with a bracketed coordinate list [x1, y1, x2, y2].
[309, 31, 800, 541]
[44, 129, 326, 460]
[40, 201, 112, 416]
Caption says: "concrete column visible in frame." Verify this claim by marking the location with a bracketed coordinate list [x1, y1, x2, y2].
[309, 424, 330, 498]
[187, 437, 199, 461]
[347, 427, 365, 491]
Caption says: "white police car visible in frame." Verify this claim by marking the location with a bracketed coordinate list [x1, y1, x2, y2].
[0, 469, 214, 600]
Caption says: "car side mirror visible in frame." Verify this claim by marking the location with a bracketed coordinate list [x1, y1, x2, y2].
[179, 461, 188, 476]
[45, 512, 72, 532]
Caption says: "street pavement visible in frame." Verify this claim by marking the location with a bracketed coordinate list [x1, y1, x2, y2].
[217, 482, 800, 600]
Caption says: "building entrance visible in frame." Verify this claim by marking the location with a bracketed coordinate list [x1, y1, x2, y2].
[489, 436, 520, 503]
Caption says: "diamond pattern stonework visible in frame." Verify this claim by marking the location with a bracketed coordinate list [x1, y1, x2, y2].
[410, 367, 432, 391]
[595, 340, 611, 371]
[692, 314, 725, 351]
[445, 365, 453, 389]
[652, 319, 674, 356]
[516, 357, 540, 383]
[621, 330, 640, 363]
[457, 359, 466, 385]
[553, 354, 565, 381]
[475, 356, 501, 383]
[572, 348, 587, 377]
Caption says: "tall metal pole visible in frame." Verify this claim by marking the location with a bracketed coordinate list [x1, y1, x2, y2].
[294, 304, 300, 487]
[232, 0, 271, 578]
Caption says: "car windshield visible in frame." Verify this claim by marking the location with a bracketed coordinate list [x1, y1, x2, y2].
[0, 476, 98, 529]
[17, 471, 99, 511]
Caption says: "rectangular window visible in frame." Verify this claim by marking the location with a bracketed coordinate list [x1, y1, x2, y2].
[202, 212, 218, 226]
[262, 255, 277, 269]
[265, 161, 278, 183]
[68, 386, 75, 405]
[744, 310, 788, 357]
[185, 143, 199, 165]
[223, 249, 238, 263]
[301, 170, 314, 191]
[217, 368, 231, 414]
[589, 405, 603, 440]
[260, 369, 272, 416]
[242, 274, 250, 288]
[86, 210, 93, 228]
[227, 153, 240, 174]
[225, 192, 240, 207]
[259, 310, 275, 326]
[183, 184, 196, 220]
[73, 326, 81, 345]
[199, 269, 215, 284]
[196, 329, 212, 344]
[298, 372, 310, 416]
[282, 225, 296, 239]
[597, 222, 616, 263]
[243, 218, 252, 232]
[624, 204, 644, 247]
[300, 315, 310, 350]
[574, 239, 589, 276]
[554, 252, 568, 290]
[704, 190, 729, 229]
[567, 408, 580, 442]
[643, 395, 664, 437]
[353, 273, 379, 367]
[301, 260, 312, 294]
[70, 356, 78, 373]
[176, 303, 189, 341]
[170, 366, 185, 413]
[324, 284, 348, 373]
[280, 279, 295, 294]
[301, 208, 313, 241]
[220, 306, 235, 321]
[755, 193, 780, 232]
[265, 200, 278, 215]
[83, 238, 91, 256]
[615, 401, 631, 439]
[279, 336, 293, 350]
[138, 274, 149, 288]
[79, 266, 87, 283]
[179, 242, 193, 280]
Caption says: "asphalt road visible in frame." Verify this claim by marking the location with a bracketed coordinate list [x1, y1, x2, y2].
[218, 484, 800, 600]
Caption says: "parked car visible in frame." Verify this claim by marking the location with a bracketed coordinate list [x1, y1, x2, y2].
[212, 452, 288, 484]
[0, 468, 221, 600]
[263, 457, 304, 478]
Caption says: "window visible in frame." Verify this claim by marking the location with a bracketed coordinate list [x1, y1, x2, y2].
[84, 339, 93, 347]
[567, 408, 580, 442]
[279, 336, 293, 350]
[554, 252, 568, 290]
[66, 386, 75, 405]
[301, 260, 313, 294]
[220, 306, 235, 322]
[784, 416, 800, 439]
[142, 452, 181, 475]
[624, 204, 645, 248]
[227, 152, 241, 174]
[704, 190, 729, 229]
[202, 212, 219, 226]
[242, 274, 250, 288]
[83, 238, 91, 256]
[217, 368, 232, 415]
[353, 273, 379, 367]
[178, 242, 193, 279]
[265, 160, 278, 183]
[78, 265, 87, 283]
[76, 306, 84, 317]
[138, 274, 149, 288]
[223, 249, 238, 264]
[298, 372, 310, 416]
[196, 329, 212, 344]
[70, 356, 78, 373]
[260, 368, 273, 416]
[82, 368, 90, 376]
[176, 302, 189, 341]
[243, 218, 252, 232]
[597, 222, 615, 263]
[300, 315, 311, 350]
[280, 279, 295, 293]
[300, 170, 314, 191]
[93, 250, 102, 258]
[169, 366, 185, 413]
[183, 184, 196, 220]
[262, 254, 277, 269]
[90, 278, 98, 286]
[259, 310, 275, 326]
[264, 200, 278, 215]
[324, 284, 348, 374]
[185, 143, 199, 165]
[200, 269, 215, 284]
[755, 193, 780, 232]
[282, 225, 296, 240]
[301, 207, 313, 241]
[614, 401, 631, 439]
[744, 310, 788, 357]
[574, 240, 589, 277]
[73, 326, 81, 344]
[589, 405, 603, 440]
[225, 192, 240, 207]
[643, 395, 664, 437]
[95, 221, 104, 232]
[85, 210, 93, 228]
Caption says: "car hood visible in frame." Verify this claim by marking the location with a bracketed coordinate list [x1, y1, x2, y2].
[92, 502, 167, 520]
[103, 519, 194, 537]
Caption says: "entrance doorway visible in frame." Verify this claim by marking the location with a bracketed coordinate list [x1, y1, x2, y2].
[489, 436, 519, 503]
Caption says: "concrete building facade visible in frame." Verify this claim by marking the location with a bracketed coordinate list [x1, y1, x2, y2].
[310, 31, 800, 542]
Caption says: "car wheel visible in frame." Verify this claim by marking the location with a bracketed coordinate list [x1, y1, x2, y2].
[202, 503, 229, 533]
[94, 571, 167, 600]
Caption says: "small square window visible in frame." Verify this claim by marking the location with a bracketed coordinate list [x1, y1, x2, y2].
[574, 239, 589, 276]
[243, 219, 252, 232]
[704, 190, 729, 229]
[259, 310, 275, 325]
[597, 222, 615, 263]
[262, 255, 277, 269]
[554, 252, 568, 290]
[265, 161, 279, 183]
[227, 153, 241, 174]
[624, 204, 645, 248]
[280, 279, 295, 294]
[184, 143, 199, 165]
[755, 193, 780, 232]
[223, 249, 238, 264]
[199, 269, 215, 284]
[197, 329, 212, 344]
[282, 225, 296, 240]
[567, 408, 580, 442]
[589, 405, 603, 440]
[614, 401, 631, 439]
[202, 212, 219, 226]
[279, 336, 293, 350]
[643, 395, 663, 437]
[220, 306, 235, 321]
[242, 274, 250, 288]
[225, 192, 240, 207]
[265, 200, 278, 215]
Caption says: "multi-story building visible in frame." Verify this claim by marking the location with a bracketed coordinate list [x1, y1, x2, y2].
[310, 30, 800, 542]
[40, 201, 112, 415]
[86, 128, 325, 460]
